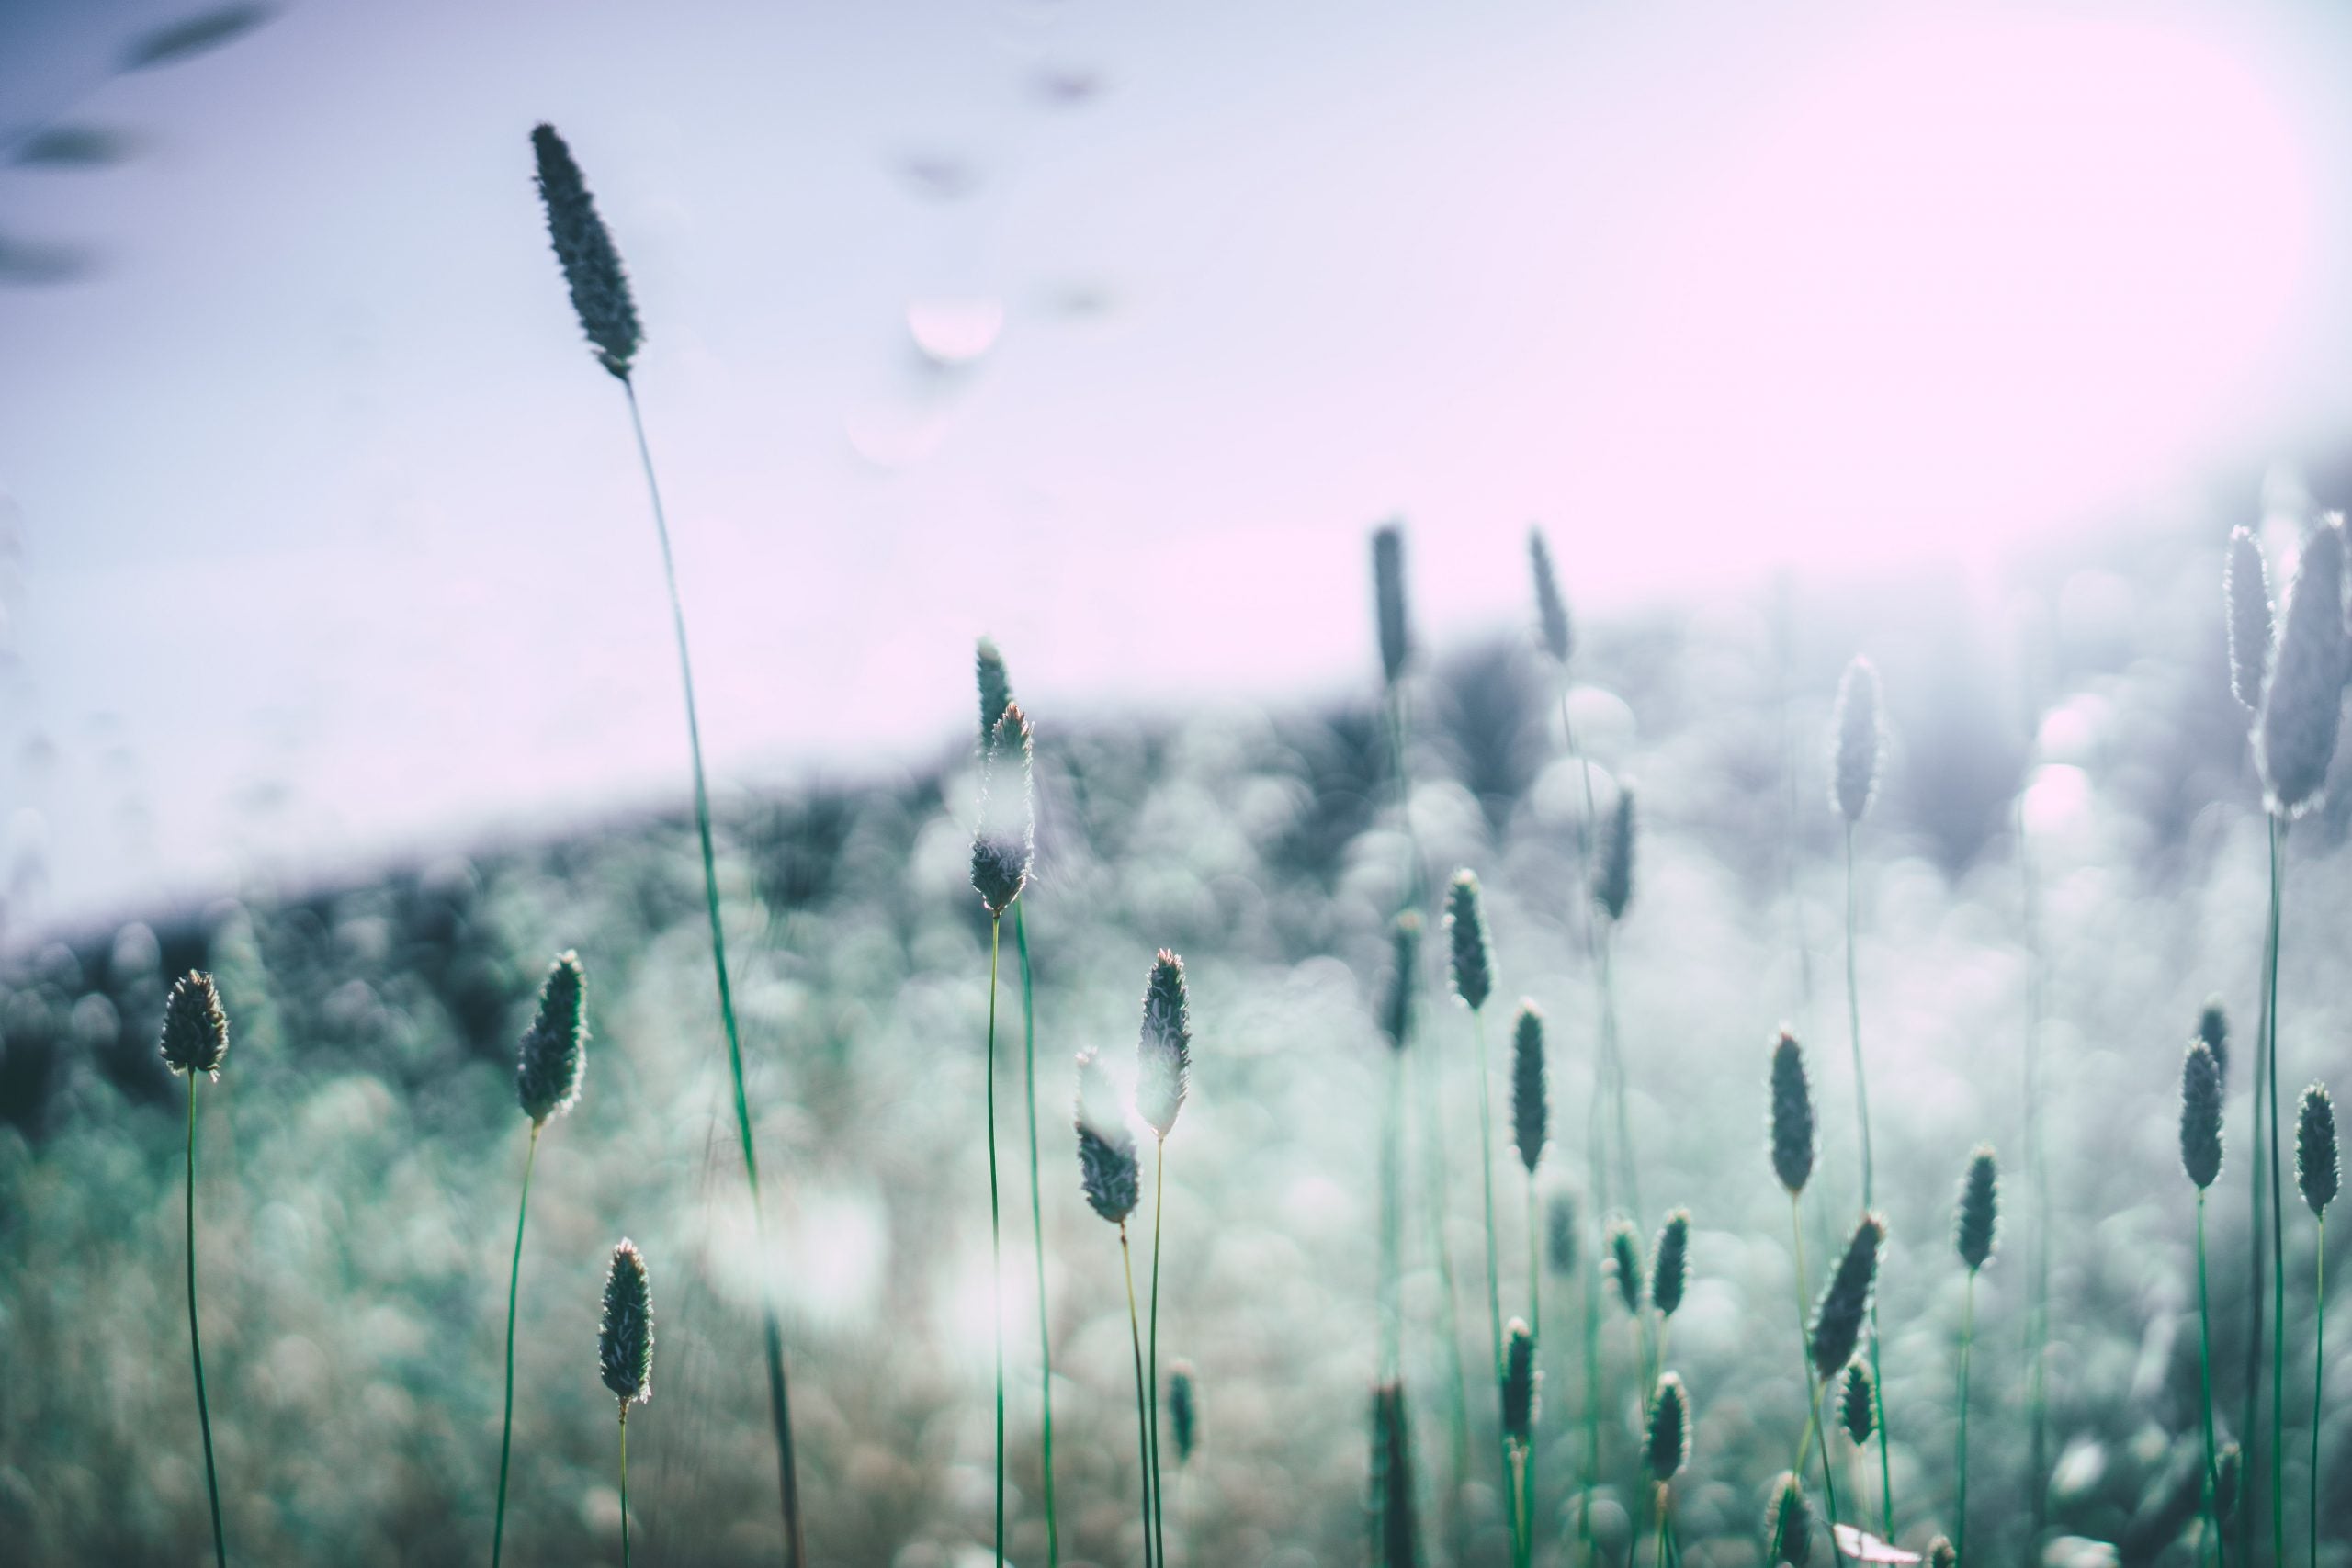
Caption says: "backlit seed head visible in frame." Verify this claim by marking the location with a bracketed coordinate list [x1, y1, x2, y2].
[2215, 1442, 2244, 1523]
[976, 637, 1012, 747]
[2256, 515, 2349, 818]
[1830, 657, 1884, 824]
[1530, 527, 1573, 665]
[1769, 1028, 1816, 1195]
[1370, 1378, 1421, 1566]
[516, 951, 587, 1124]
[1927, 1536, 1957, 1568]
[1168, 1360, 1198, 1464]
[1767, 1472, 1812, 1566]
[1592, 784, 1636, 923]
[530, 125, 642, 380]
[1650, 1209, 1690, 1319]
[2297, 1083, 2338, 1216]
[971, 702, 1035, 915]
[598, 1239, 654, 1405]
[159, 971, 229, 1077]
[1838, 1359, 1875, 1446]
[1502, 1318, 1539, 1445]
[1954, 1145, 1998, 1272]
[2198, 997, 2230, 1083]
[1136, 950, 1192, 1139]
[1808, 1213, 1885, 1381]
[1381, 913, 1421, 1054]
[1445, 871, 1492, 1012]
[1074, 1047, 1140, 1224]
[1608, 1218, 1644, 1315]
[1373, 525, 1410, 688]
[2226, 525, 2276, 713]
[1645, 1372, 1690, 1481]
[1546, 1189, 1578, 1277]
[1511, 1002, 1547, 1174]
[2180, 1042, 2224, 1190]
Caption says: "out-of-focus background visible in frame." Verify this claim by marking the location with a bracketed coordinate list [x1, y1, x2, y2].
[6, 3, 2352, 1565]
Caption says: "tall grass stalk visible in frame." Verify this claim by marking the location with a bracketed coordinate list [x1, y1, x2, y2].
[598, 1241, 653, 1568]
[2184, 1040, 2225, 1568]
[987, 916, 1008, 1565]
[183, 1072, 226, 1568]
[1015, 905, 1057, 1567]
[2198, 1192, 2221, 1568]
[1952, 1148, 1996, 1568]
[1841, 825, 1894, 1540]
[2296, 1084, 2336, 1568]
[1137, 953, 1193, 1568]
[1121, 1224, 1158, 1568]
[493, 1124, 540, 1565]
[2265, 818, 2286, 1566]
[1446, 871, 1511, 1557]
[2018, 788, 2052, 1565]
[162, 972, 230, 1568]
[1077, 1043, 1150, 1567]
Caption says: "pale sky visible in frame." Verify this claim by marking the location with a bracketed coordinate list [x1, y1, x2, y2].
[6, 0, 2352, 931]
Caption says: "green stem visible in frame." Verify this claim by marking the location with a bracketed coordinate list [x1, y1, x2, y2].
[1814, 1380, 1845, 1555]
[2019, 789, 2051, 1566]
[2312, 1218, 2324, 1568]
[1598, 930, 1640, 1230]
[492, 1123, 541, 1568]
[1149, 1143, 1168, 1568]
[623, 379, 802, 1565]
[1845, 824, 1895, 1540]
[2267, 815, 2287, 1567]
[1015, 907, 1058, 1568]
[618, 1406, 632, 1568]
[1580, 1189, 1602, 1568]
[1380, 1049, 1405, 1377]
[1957, 1271, 1975, 1568]
[186, 1073, 226, 1568]
[2197, 1194, 2220, 1568]
[1510, 1445, 1532, 1568]
[1526, 1171, 1542, 1555]
[1121, 1226, 1158, 1568]
[987, 916, 1005, 1567]
[1765, 1194, 1815, 1567]
[1473, 1007, 1514, 1563]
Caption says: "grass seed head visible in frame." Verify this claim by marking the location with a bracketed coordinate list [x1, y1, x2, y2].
[1651, 1208, 1690, 1318]
[1546, 1188, 1578, 1276]
[1502, 1317, 1539, 1445]
[516, 951, 587, 1125]
[160, 971, 229, 1077]
[2297, 1082, 2338, 1216]
[1830, 657, 1884, 823]
[1592, 784, 1636, 923]
[1530, 526, 1572, 665]
[2226, 525, 2275, 712]
[2180, 1042, 2224, 1190]
[1927, 1536, 1957, 1568]
[1168, 1359, 1198, 1464]
[1769, 1028, 1816, 1195]
[975, 637, 1012, 746]
[2216, 1442, 2244, 1523]
[1768, 1472, 1812, 1566]
[1954, 1145, 1997, 1272]
[530, 125, 642, 380]
[1808, 1213, 1885, 1381]
[598, 1238, 654, 1405]
[1382, 912, 1421, 1054]
[1074, 1046, 1140, 1224]
[2198, 997, 2230, 1083]
[1370, 1378, 1420, 1565]
[1372, 525, 1410, 688]
[1645, 1372, 1690, 1481]
[970, 702, 1035, 915]
[1608, 1218, 1644, 1315]
[1445, 870, 1492, 1011]
[1511, 1001, 1547, 1173]
[1136, 949, 1192, 1139]
[2256, 515, 2349, 818]
[1838, 1359, 1874, 1445]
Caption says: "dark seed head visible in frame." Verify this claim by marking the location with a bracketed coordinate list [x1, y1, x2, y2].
[2226, 525, 2275, 713]
[1650, 1208, 1690, 1319]
[1381, 913, 1420, 1054]
[1373, 525, 1411, 688]
[1168, 1360, 1198, 1464]
[1530, 526, 1572, 665]
[1926, 1536, 1957, 1568]
[1767, 1472, 1812, 1566]
[2198, 997, 2230, 1084]
[1808, 1213, 1885, 1381]
[1769, 1028, 1816, 1196]
[530, 124, 642, 380]
[516, 951, 587, 1125]
[159, 971, 229, 1077]
[1511, 1002, 1547, 1174]
[2297, 1083, 2338, 1216]
[976, 637, 1012, 747]
[2216, 1442, 2244, 1523]
[598, 1239, 654, 1405]
[2256, 516, 2349, 818]
[1502, 1317, 1539, 1446]
[1546, 1189, 1578, 1277]
[1645, 1372, 1690, 1481]
[1592, 784, 1636, 923]
[1445, 871, 1492, 1012]
[1838, 1359, 1875, 1445]
[971, 702, 1035, 915]
[2180, 1042, 2224, 1191]
[1830, 657, 1884, 823]
[1608, 1218, 1644, 1315]
[1954, 1145, 1998, 1272]
[1136, 950, 1192, 1140]
[1371, 1378, 1421, 1565]
[1074, 1047, 1140, 1224]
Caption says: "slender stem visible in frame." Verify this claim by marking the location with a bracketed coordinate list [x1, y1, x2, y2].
[1579, 1189, 1602, 1568]
[1844, 823, 1895, 1540]
[1121, 1226, 1158, 1568]
[1598, 930, 1640, 1229]
[622, 379, 802, 1564]
[1472, 1006, 1513, 1562]
[618, 1407, 632, 1568]
[1526, 1171, 1542, 1555]
[1957, 1271, 1975, 1568]
[1510, 1445, 1532, 1568]
[2019, 788, 2051, 1567]
[1149, 1143, 1169, 1568]
[1813, 1380, 1845, 1553]
[2312, 1218, 2324, 1568]
[1015, 908, 1058, 1568]
[492, 1123, 542, 1568]
[2197, 1194, 2220, 1568]
[2244, 811, 2276, 1568]
[2267, 816, 2287, 1567]
[1380, 1049, 1405, 1375]
[186, 1073, 226, 1568]
[986, 916, 1005, 1567]
[1653, 1485, 1670, 1568]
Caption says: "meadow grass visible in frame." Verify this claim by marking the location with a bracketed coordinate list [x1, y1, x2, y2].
[161, 972, 231, 1568]
[598, 1239, 654, 1568]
